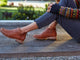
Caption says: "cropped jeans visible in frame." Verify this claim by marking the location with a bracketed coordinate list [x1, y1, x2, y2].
[34, 0, 80, 40]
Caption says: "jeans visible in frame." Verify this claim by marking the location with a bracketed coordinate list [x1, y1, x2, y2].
[35, 0, 80, 40]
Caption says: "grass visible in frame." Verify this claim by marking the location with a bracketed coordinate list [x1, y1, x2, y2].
[0, 7, 18, 20]
[0, 7, 17, 12]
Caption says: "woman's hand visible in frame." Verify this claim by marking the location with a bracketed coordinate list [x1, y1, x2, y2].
[47, 3, 55, 12]
[50, 4, 60, 14]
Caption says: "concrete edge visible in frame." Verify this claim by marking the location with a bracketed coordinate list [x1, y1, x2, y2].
[0, 20, 34, 27]
[0, 51, 80, 58]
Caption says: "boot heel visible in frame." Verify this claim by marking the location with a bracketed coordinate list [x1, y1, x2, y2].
[16, 39, 24, 44]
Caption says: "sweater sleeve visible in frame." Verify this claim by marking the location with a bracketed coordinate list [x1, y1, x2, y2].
[59, 6, 80, 19]
[50, 4, 80, 19]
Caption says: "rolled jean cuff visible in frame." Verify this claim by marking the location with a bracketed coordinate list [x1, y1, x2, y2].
[34, 12, 57, 29]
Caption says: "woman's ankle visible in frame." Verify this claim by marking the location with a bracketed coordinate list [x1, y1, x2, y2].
[20, 28, 27, 34]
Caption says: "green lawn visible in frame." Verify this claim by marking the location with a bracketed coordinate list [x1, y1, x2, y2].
[0, 7, 17, 12]
[0, 7, 18, 20]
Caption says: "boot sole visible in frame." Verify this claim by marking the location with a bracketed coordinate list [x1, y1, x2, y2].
[35, 37, 56, 41]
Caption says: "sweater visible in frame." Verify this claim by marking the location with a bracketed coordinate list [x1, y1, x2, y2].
[50, 0, 80, 19]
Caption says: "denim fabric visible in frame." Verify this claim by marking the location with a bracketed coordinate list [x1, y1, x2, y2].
[57, 16, 80, 39]
[59, 0, 77, 8]
[34, 12, 57, 28]
[35, 0, 80, 39]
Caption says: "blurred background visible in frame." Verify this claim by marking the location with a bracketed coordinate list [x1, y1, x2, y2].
[0, 0, 55, 20]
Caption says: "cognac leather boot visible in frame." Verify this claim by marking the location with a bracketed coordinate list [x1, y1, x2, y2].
[1, 28, 26, 44]
[33, 27, 57, 40]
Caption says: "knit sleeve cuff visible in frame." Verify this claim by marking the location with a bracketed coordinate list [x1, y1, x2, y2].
[50, 4, 61, 14]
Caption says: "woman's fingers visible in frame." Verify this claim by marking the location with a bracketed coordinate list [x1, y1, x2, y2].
[49, 4, 53, 7]
[47, 3, 55, 12]
[48, 6, 51, 9]
[47, 5, 51, 12]
[47, 7, 51, 12]
[47, 9, 50, 12]
[49, 3, 55, 6]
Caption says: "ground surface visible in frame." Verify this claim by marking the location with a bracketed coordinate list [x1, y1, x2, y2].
[0, 24, 80, 58]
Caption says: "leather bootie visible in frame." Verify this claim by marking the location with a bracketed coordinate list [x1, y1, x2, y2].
[33, 28, 57, 40]
[1, 28, 26, 44]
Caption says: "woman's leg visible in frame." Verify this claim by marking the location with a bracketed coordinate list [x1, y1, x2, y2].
[21, 22, 38, 33]
[21, 12, 57, 32]
[33, 21, 57, 40]
[34, 12, 57, 28]
[1, 12, 57, 43]
[48, 21, 57, 29]
[57, 16, 80, 43]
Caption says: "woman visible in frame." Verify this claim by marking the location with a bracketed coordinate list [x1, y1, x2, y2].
[33, 0, 80, 40]
[1, 0, 80, 44]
